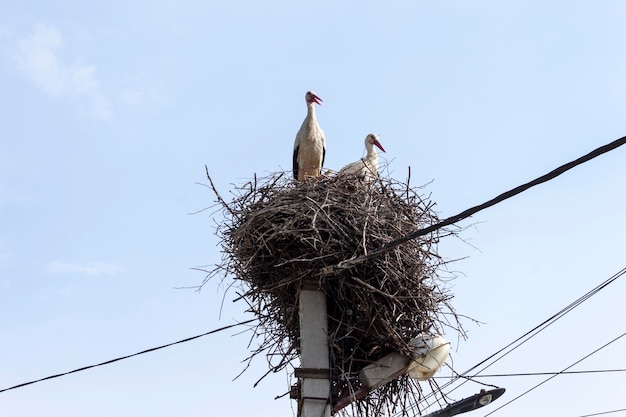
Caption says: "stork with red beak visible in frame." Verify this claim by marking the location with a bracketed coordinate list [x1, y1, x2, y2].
[293, 91, 325, 181]
[339, 133, 386, 181]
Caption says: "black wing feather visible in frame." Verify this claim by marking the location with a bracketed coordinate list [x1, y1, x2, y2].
[292, 146, 299, 179]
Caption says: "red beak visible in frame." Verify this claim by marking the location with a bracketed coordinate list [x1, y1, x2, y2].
[374, 140, 386, 153]
[311, 94, 323, 105]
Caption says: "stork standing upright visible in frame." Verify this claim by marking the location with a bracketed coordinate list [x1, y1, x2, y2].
[293, 91, 325, 181]
[339, 133, 386, 181]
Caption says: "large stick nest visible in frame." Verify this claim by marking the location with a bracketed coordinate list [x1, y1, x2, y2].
[203, 169, 464, 416]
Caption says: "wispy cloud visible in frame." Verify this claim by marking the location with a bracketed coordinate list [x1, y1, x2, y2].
[118, 87, 167, 108]
[117, 70, 169, 109]
[14, 25, 112, 120]
[48, 261, 124, 276]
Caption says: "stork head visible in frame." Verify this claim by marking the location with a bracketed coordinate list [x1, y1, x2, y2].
[305, 91, 323, 106]
[366, 133, 386, 153]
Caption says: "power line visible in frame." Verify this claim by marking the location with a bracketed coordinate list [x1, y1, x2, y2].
[436, 369, 626, 378]
[576, 409, 626, 417]
[456, 267, 626, 383]
[404, 266, 626, 417]
[327, 134, 626, 273]
[6, 136, 624, 404]
[0, 319, 257, 395]
[483, 331, 626, 416]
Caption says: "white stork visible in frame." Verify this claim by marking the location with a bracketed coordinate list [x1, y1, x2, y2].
[339, 133, 386, 181]
[293, 91, 325, 181]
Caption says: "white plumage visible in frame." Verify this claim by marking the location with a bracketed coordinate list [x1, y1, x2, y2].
[293, 91, 325, 181]
[339, 133, 386, 181]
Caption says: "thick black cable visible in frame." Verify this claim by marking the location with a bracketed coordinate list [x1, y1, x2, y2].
[5, 137, 625, 400]
[331, 135, 626, 272]
[0, 319, 257, 394]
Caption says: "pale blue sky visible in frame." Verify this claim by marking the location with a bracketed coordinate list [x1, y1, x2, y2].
[1, 2, 626, 416]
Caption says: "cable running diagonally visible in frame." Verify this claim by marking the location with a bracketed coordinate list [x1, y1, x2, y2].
[0, 319, 256, 394]
[483, 331, 626, 416]
[575, 408, 626, 417]
[438, 369, 626, 378]
[328, 135, 626, 273]
[401, 267, 626, 417]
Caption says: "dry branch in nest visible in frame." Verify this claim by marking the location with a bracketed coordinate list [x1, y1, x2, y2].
[203, 168, 465, 416]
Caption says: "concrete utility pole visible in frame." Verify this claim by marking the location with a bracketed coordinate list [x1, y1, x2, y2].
[296, 285, 331, 417]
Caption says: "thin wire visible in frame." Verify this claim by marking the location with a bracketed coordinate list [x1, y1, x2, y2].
[0, 318, 257, 394]
[454, 267, 626, 380]
[435, 369, 626, 378]
[328, 135, 626, 273]
[576, 409, 626, 417]
[483, 331, 626, 416]
[6, 136, 624, 402]
[401, 267, 626, 417]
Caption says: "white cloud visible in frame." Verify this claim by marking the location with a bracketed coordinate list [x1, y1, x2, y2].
[14, 25, 112, 120]
[16, 25, 66, 96]
[119, 88, 156, 107]
[68, 63, 111, 120]
[117, 73, 168, 109]
[47, 261, 124, 276]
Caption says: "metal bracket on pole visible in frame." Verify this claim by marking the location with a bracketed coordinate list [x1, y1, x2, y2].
[295, 368, 331, 379]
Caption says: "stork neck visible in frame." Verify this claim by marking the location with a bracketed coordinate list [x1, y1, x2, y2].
[304, 104, 318, 128]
